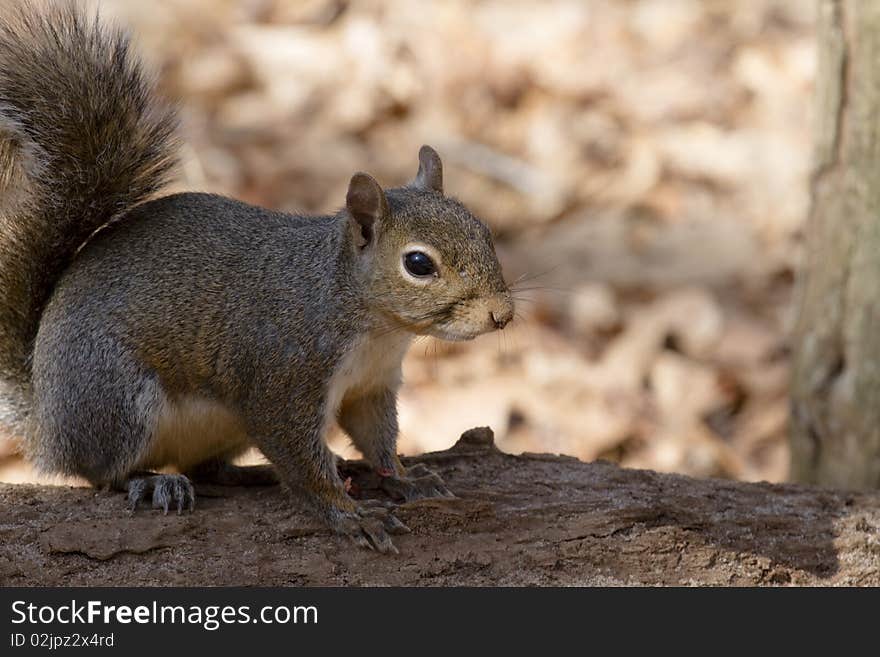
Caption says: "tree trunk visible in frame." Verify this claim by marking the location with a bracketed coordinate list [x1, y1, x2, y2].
[791, 0, 880, 487]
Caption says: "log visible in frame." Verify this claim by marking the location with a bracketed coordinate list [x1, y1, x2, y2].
[1, 428, 878, 586]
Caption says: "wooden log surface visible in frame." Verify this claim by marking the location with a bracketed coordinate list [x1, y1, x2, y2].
[1, 428, 879, 586]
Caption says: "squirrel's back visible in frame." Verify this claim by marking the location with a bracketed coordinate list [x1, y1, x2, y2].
[0, 2, 177, 434]
[40, 191, 356, 382]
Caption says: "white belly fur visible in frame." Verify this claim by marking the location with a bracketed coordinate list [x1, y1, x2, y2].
[138, 396, 251, 472]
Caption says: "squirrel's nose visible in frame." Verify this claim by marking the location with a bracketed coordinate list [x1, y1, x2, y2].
[490, 309, 512, 330]
[488, 294, 514, 330]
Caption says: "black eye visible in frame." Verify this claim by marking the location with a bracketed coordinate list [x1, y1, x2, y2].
[403, 251, 436, 277]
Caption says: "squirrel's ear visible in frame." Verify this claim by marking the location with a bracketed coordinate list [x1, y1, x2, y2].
[346, 172, 388, 248]
[411, 145, 443, 194]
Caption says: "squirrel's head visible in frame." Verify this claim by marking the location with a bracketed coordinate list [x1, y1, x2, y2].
[345, 145, 514, 341]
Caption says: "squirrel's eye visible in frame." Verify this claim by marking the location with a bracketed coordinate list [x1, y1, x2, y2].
[403, 251, 436, 277]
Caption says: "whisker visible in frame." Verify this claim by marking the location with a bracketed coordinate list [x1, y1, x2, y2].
[510, 285, 571, 295]
[510, 283, 568, 291]
[508, 264, 561, 288]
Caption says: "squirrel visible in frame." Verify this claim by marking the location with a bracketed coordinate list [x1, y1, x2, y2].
[0, 2, 513, 554]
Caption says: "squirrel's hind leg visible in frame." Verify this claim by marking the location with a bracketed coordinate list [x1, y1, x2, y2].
[32, 332, 197, 515]
[30, 333, 167, 490]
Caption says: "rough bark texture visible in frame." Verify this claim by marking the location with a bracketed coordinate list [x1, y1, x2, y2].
[1, 429, 879, 586]
[791, 0, 880, 487]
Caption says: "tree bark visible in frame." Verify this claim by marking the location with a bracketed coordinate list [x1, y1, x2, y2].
[791, 0, 880, 488]
[2, 430, 880, 586]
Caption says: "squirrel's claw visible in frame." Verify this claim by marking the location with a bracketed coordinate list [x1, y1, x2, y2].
[359, 517, 398, 554]
[359, 502, 411, 535]
[379, 464, 455, 502]
[126, 479, 147, 514]
[332, 504, 410, 554]
[405, 463, 433, 478]
[126, 474, 195, 515]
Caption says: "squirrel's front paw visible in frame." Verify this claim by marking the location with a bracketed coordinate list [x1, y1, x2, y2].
[332, 503, 410, 554]
[379, 463, 455, 502]
[127, 474, 195, 515]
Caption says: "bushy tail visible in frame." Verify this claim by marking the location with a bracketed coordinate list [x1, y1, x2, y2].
[0, 1, 177, 434]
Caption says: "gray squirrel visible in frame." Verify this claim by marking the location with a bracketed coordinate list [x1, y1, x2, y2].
[0, 2, 513, 553]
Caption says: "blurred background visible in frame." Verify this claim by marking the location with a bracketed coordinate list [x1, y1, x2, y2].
[0, 0, 816, 484]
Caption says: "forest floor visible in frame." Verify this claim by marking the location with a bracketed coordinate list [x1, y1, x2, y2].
[2, 428, 878, 586]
